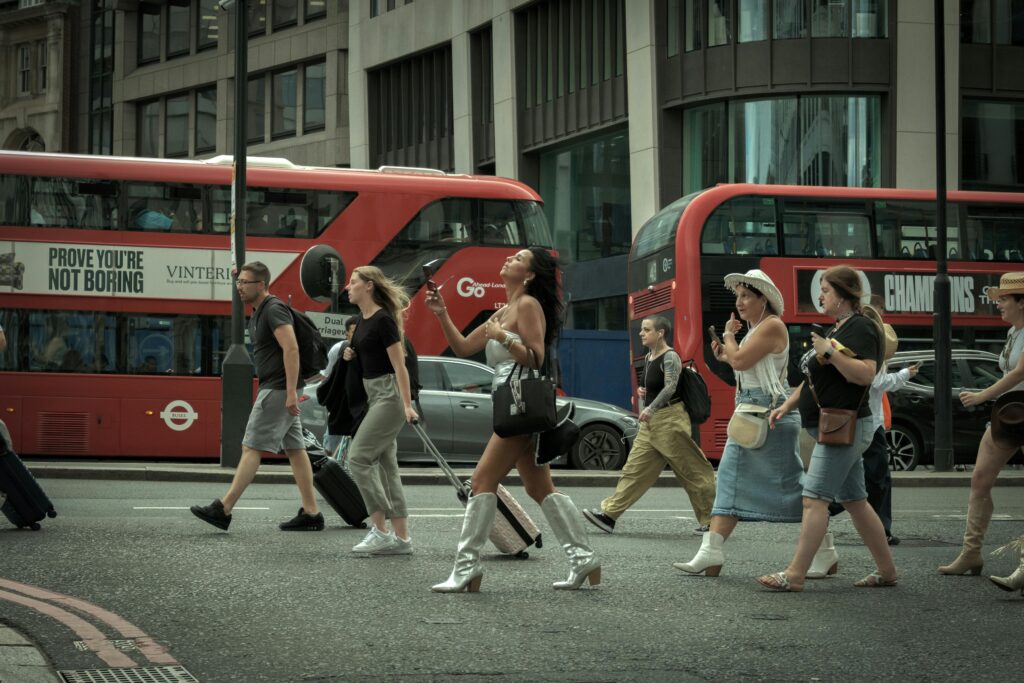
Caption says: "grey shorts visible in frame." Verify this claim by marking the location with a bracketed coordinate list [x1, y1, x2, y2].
[242, 388, 304, 454]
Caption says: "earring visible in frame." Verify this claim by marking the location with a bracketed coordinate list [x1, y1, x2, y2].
[524, 279, 529, 287]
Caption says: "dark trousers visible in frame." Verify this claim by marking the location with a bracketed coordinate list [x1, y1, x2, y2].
[828, 426, 893, 534]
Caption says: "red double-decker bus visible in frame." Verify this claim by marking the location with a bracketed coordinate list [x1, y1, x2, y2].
[0, 151, 552, 458]
[627, 183, 1024, 461]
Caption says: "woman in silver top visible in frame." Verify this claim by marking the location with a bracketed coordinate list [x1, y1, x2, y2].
[425, 247, 601, 593]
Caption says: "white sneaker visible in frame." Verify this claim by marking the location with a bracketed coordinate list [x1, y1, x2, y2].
[352, 527, 396, 553]
[374, 536, 413, 555]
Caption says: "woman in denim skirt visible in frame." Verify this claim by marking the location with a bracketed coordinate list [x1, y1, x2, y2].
[675, 269, 813, 577]
[758, 265, 897, 592]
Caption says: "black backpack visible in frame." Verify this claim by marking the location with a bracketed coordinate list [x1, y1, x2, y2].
[287, 306, 329, 379]
[674, 359, 712, 425]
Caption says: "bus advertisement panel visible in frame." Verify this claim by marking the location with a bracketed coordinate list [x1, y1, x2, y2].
[627, 184, 1024, 461]
[0, 151, 553, 458]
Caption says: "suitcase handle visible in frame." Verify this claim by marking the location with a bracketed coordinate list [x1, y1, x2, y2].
[410, 421, 467, 493]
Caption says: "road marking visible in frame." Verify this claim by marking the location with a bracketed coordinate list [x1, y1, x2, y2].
[931, 514, 1016, 520]
[410, 514, 466, 518]
[131, 506, 270, 510]
[0, 588, 138, 668]
[0, 579, 177, 665]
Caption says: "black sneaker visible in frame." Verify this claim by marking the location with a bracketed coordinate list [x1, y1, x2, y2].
[190, 499, 231, 531]
[886, 533, 901, 546]
[694, 524, 711, 535]
[582, 508, 615, 534]
[279, 508, 325, 531]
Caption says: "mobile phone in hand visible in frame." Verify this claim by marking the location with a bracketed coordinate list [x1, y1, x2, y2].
[708, 325, 722, 345]
[422, 265, 438, 293]
[810, 323, 826, 337]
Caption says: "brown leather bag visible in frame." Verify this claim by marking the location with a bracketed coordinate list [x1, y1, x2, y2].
[803, 368, 867, 447]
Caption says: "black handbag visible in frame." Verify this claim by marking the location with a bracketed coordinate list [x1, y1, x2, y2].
[537, 402, 579, 465]
[493, 349, 557, 438]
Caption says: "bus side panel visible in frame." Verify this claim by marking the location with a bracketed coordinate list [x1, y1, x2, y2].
[119, 397, 219, 458]
[21, 395, 120, 456]
[1, 397, 22, 450]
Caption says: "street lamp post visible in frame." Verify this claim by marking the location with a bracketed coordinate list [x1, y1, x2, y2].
[932, 0, 953, 471]
[220, 0, 252, 468]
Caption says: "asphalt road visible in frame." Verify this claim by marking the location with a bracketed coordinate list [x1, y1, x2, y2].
[2, 480, 1023, 682]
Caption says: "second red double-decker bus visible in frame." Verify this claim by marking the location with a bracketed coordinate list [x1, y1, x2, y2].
[627, 183, 1024, 461]
[0, 151, 553, 458]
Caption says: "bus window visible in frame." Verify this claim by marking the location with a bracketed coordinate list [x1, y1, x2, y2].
[480, 200, 522, 246]
[125, 182, 202, 232]
[781, 201, 869, 257]
[517, 200, 555, 248]
[210, 186, 354, 237]
[703, 196, 776, 255]
[397, 198, 473, 243]
[646, 192, 697, 257]
[962, 204, 1024, 261]
[29, 177, 118, 229]
[875, 200, 962, 260]
[0, 175, 30, 225]
[28, 311, 115, 373]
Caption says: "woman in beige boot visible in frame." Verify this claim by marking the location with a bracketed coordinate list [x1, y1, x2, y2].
[426, 248, 600, 593]
[940, 273, 1024, 576]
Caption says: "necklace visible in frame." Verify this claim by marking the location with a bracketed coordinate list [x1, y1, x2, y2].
[835, 309, 855, 322]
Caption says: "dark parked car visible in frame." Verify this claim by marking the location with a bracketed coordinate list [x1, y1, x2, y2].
[886, 349, 1016, 470]
[301, 356, 639, 470]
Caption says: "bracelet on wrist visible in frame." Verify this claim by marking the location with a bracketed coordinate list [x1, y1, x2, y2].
[501, 333, 516, 350]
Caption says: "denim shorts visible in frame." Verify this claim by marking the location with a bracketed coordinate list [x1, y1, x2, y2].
[802, 417, 874, 503]
[242, 388, 304, 454]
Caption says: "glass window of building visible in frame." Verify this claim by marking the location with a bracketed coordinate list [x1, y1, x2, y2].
[197, 0, 219, 50]
[812, 0, 849, 36]
[538, 129, 632, 263]
[247, 77, 266, 143]
[567, 297, 627, 331]
[17, 45, 30, 95]
[137, 100, 160, 157]
[165, 95, 189, 157]
[962, 1, 992, 43]
[195, 86, 216, 153]
[37, 42, 47, 92]
[304, 61, 326, 132]
[272, 69, 297, 138]
[248, 0, 267, 36]
[738, 0, 767, 42]
[994, 0, 1024, 44]
[274, 0, 299, 28]
[962, 99, 1024, 191]
[685, 0, 701, 51]
[305, 0, 327, 20]
[167, 2, 190, 57]
[682, 103, 727, 195]
[774, 0, 807, 38]
[138, 3, 161, 64]
[708, 0, 731, 46]
[667, 0, 680, 56]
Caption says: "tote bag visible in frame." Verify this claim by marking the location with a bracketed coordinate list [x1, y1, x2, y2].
[493, 349, 557, 437]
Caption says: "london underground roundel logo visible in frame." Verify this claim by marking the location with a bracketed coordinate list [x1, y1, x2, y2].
[160, 400, 198, 431]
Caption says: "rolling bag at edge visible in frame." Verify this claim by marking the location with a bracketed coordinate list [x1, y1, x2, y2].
[0, 434, 57, 531]
[411, 421, 541, 556]
[309, 447, 368, 529]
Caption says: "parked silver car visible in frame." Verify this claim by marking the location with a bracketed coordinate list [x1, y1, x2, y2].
[301, 356, 638, 469]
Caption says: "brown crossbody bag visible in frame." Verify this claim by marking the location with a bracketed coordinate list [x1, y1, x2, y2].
[803, 366, 868, 447]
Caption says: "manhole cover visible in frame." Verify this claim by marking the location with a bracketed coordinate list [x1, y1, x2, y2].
[58, 666, 199, 683]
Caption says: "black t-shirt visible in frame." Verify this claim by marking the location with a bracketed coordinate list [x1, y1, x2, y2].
[248, 295, 301, 390]
[351, 309, 401, 379]
[798, 313, 881, 428]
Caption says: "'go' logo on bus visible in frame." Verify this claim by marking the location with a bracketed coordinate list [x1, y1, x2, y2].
[456, 277, 486, 298]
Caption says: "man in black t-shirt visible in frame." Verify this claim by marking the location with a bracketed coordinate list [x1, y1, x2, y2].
[190, 261, 323, 532]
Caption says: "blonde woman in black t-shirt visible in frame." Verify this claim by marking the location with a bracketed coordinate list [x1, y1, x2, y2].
[760, 265, 897, 591]
[343, 266, 418, 556]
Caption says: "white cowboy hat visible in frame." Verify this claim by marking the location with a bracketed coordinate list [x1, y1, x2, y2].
[723, 269, 785, 317]
[984, 272, 1024, 300]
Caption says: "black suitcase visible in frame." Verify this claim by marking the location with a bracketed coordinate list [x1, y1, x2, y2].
[410, 421, 541, 556]
[0, 436, 57, 531]
[310, 449, 368, 529]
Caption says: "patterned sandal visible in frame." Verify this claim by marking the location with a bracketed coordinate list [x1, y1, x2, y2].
[757, 572, 804, 592]
[854, 570, 898, 588]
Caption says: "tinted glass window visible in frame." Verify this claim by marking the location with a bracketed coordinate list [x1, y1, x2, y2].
[519, 200, 555, 248]
[907, 361, 965, 388]
[875, 201, 962, 259]
[124, 182, 202, 232]
[248, 77, 266, 143]
[195, 86, 217, 153]
[165, 94, 189, 157]
[775, 0, 807, 38]
[969, 359, 1002, 389]
[702, 196, 777, 256]
[961, 99, 1024, 191]
[418, 360, 445, 391]
[303, 61, 326, 131]
[272, 69, 297, 138]
[782, 201, 869, 258]
[137, 99, 160, 157]
[636, 193, 698, 258]
[29, 177, 118, 229]
[197, 0, 220, 50]
[444, 362, 494, 395]
[138, 3, 161, 64]
[211, 186, 354, 237]
[962, 204, 1024, 262]
[274, 0, 298, 27]
[305, 0, 327, 19]
[167, 3, 190, 57]
[26, 311, 116, 373]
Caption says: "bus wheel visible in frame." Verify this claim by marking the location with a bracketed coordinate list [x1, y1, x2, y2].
[887, 424, 921, 471]
[570, 424, 626, 470]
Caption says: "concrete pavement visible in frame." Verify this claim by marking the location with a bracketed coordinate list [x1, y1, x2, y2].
[0, 623, 59, 683]
[23, 459, 1024, 486]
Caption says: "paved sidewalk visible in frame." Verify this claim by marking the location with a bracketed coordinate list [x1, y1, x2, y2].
[0, 623, 60, 683]
[23, 459, 1024, 487]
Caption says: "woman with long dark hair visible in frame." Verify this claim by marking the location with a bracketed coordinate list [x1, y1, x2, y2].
[759, 265, 896, 591]
[426, 247, 601, 592]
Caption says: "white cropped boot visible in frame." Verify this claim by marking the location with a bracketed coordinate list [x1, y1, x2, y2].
[990, 550, 1024, 595]
[806, 532, 839, 579]
[673, 531, 725, 576]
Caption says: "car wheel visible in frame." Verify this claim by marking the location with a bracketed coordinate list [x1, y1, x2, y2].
[887, 424, 922, 471]
[569, 423, 626, 470]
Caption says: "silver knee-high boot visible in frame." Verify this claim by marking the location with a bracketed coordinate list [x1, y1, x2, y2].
[541, 492, 602, 590]
[431, 492, 497, 593]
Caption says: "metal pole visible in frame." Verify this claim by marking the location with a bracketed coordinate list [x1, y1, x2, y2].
[220, 1, 252, 468]
[932, 0, 953, 471]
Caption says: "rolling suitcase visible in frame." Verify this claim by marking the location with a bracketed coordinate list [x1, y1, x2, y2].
[410, 421, 542, 557]
[309, 445, 368, 529]
[0, 434, 57, 531]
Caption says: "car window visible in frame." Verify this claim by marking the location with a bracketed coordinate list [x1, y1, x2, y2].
[444, 362, 493, 395]
[418, 361, 445, 391]
[908, 361, 964, 388]
[968, 360, 1002, 390]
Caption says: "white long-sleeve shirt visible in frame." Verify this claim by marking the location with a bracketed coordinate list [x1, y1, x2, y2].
[870, 365, 912, 432]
